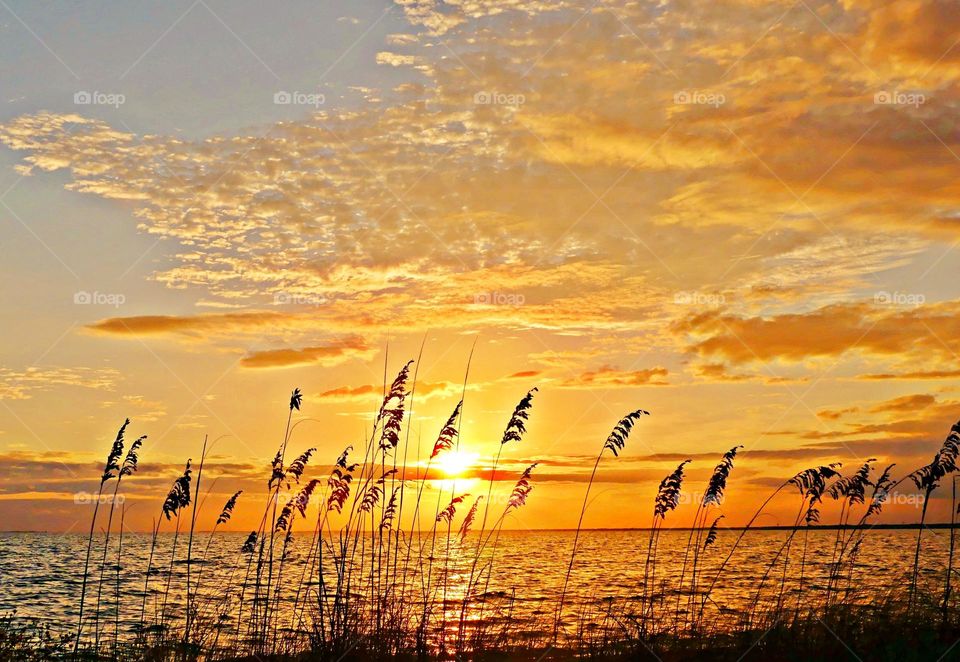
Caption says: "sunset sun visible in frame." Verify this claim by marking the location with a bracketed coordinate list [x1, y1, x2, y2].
[435, 449, 477, 478]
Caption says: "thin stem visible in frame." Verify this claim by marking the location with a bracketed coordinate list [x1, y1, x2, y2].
[184, 435, 208, 642]
[910, 486, 933, 609]
[74, 482, 106, 654]
[554, 450, 604, 641]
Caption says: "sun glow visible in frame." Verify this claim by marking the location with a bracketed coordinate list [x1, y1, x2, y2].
[435, 449, 477, 478]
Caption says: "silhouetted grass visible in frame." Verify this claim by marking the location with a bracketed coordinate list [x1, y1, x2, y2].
[9, 360, 960, 660]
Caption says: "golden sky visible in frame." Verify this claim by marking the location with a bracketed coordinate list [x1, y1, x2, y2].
[2, 0, 960, 532]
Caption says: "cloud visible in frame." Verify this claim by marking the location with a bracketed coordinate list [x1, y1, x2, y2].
[5, 0, 958, 369]
[517, 113, 737, 170]
[0, 366, 119, 400]
[846, 0, 960, 75]
[111, 395, 167, 423]
[316, 379, 461, 403]
[775, 391, 960, 444]
[562, 365, 669, 388]
[240, 336, 373, 369]
[818, 406, 860, 421]
[869, 393, 937, 414]
[507, 370, 541, 379]
[859, 369, 960, 381]
[4, 0, 960, 529]
[674, 301, 960, 369]
[87, 311, 296, 338]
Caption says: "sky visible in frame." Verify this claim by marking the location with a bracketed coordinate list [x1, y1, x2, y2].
[2, 0, 960, 533]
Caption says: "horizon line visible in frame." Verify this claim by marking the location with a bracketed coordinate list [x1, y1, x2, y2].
[2, 522, 958, 534]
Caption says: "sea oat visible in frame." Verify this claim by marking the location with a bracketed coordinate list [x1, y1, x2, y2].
[438, 494, 469, 524]
[702, 445, 741, 507]
[241, 531, 258, 554]
[101, 419, 130, 484]
[217, 491, 243, 525]
[162, 460, 192, 520]
[654, 460, 690, 519]
[285, 447, 317, 487]
[327, 446, 357, 514]
[507, 463, 537, 512]
[380, 487, 401, 531]
[703, 515, 724, 551]
[909, 421, 960, 491]
[829, 459, 875, 504]
[603, 409, 650, 457]
[459, 496, 482, 541]
[119, 435, 145, 477]
[379, 361, 414, 451]
[431, 401, 462, 459]
[501, 388, 538, 445]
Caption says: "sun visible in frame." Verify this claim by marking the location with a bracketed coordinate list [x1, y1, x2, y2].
[435, 449, 477, 478]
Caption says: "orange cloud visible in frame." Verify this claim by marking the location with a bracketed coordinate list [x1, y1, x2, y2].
[859, 369, 960, 381]
[0, 366, 119, 400]
[849, 0, 960, 72]
[508, 370, 541, 379]
[818, 406, 860, 421]
[240, 336, 373, 369]
[776, 391, 960, 443]
[675, 301, 960, 368]
[87, 312, 294, 337]
[316, 380, 461, 403]
[869, 393, 937, 414]
[562, 365, 669, 388]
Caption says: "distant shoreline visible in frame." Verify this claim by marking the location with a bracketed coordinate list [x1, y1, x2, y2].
[3, 523, 960, 534]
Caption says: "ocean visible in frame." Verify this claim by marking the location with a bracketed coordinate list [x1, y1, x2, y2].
[0, 527, 950, 645]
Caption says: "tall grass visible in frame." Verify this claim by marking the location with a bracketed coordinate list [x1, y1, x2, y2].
[113, 503, 130, 655]
[74, 419, 136, 654]
[554, 409, 649, 639]
[677, 445, 740, 629]
[58, 369, 960, 662]
[93, 429, 144, 647]
[642, 459, 689, 633]
[459, 388, 536, 647]
[159, 460, 193, 636]
[906, 421, 960, 607]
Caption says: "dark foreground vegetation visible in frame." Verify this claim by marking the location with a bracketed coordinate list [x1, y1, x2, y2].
[5, 357, 960, 660]
[4, 602, 960, 661]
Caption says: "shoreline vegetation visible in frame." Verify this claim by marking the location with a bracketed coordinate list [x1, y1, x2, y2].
[10, 522, 960, 534]
[4, 358, 960, 661]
